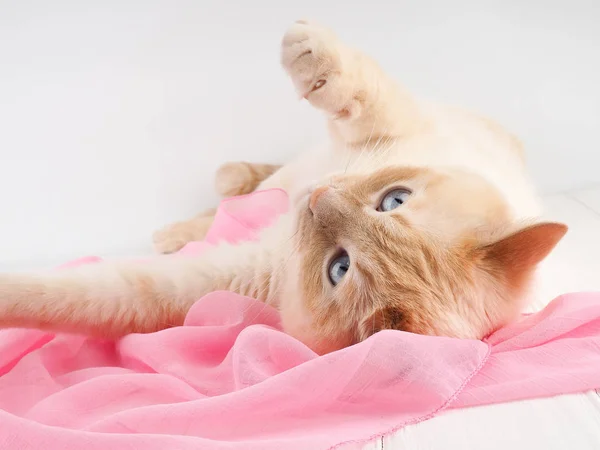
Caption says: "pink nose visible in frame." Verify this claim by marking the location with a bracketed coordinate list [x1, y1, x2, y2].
[309, 185, 329, 211]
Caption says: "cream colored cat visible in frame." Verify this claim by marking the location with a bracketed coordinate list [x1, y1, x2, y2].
[0, 21, 566, 354]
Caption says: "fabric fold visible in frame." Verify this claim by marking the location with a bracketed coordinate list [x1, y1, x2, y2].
[0, 189, 598, 450]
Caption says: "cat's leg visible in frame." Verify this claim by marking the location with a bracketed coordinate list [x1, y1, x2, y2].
[0, 235, 284, 338]
[153, 161, 282, 254]
[153, 208, 216, 254]
[281, 21, 423, 147]
[215, 162, 282, 197]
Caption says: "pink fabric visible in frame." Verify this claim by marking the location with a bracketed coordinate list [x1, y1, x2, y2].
[1, 189, 599, 450]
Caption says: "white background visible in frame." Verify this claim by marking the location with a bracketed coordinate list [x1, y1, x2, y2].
[1, 0, 599, 268]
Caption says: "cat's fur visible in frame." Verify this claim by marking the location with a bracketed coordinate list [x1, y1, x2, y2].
[0, 21, 566, 354]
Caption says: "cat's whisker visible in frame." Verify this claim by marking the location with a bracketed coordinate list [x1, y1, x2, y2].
[246, 227, 301, 292]
[345, 126, 393, 175]
[345, 119, 379, 174]
[243, 232, 306, 323]
[237, 225, 304, 318]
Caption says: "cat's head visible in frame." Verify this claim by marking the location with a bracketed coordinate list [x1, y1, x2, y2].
[281, 166, 566, 354]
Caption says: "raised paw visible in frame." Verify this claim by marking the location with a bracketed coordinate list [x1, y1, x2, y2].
[282, 21, 419, 146]
[281, 21, 356, 117]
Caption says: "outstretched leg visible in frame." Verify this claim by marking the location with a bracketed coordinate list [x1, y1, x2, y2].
[0, 238, 279, 338]
[281, 21, 423, 147]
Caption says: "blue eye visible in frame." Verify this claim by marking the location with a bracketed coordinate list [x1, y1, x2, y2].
[379, 188, 411, 212]
[328, 251, 350, 286]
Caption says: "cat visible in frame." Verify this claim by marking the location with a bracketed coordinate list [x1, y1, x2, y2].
[0, 21, 566, 355]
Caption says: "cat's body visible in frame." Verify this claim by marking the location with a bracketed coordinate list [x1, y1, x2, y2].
[0, 21, 565, 354]
[257, 102, 539, 217]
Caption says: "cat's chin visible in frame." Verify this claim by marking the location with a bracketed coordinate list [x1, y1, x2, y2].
[285, 324, 354, 356]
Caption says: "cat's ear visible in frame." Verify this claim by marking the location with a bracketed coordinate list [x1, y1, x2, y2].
[475, 222, 567, 289]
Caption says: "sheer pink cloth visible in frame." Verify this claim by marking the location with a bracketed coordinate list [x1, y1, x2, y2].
[1, 189, 599, 449]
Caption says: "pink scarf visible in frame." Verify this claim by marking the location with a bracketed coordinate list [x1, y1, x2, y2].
[1, 189, 599, 449]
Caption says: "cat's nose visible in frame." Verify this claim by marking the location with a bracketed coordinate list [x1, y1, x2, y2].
[309, 185, 329, 211]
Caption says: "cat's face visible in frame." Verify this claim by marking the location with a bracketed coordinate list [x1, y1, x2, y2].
[284, 166, 566, 354]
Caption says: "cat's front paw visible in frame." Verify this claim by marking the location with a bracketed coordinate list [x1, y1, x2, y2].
[281, 21, 354, 116]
